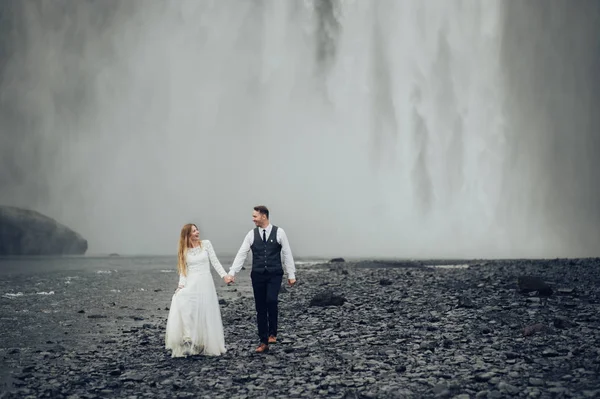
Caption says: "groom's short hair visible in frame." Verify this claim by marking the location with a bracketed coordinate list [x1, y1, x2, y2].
[254, 205, 269, 219]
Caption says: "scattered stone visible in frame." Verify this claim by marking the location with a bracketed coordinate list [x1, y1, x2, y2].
[556, 287, 575, 295]
[3, 257, 600, 398]
[541, 349, 559, 357]
[474, 372, 495, 382]
[517, 276, 553, 296]
[498, 381, 519, 394]
[522, 323, 547, 336]
[309, 291, 346, 307]
[395, 365, 406, 373]
[457, 296, 475, 308]
[529, 378, 545, 386]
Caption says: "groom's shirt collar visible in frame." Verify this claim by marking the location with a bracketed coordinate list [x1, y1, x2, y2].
[261, 224, 272, 236]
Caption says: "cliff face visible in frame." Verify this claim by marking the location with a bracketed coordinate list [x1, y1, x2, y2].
[0, 206, 88, 255]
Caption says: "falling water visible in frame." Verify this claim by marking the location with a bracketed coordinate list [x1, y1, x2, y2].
[0, 0, 598, 258]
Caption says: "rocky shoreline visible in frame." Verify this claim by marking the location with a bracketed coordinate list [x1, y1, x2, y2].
[2, 258, 600, 398]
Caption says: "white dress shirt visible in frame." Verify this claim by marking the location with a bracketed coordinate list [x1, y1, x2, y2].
[228, 224, 296, 280]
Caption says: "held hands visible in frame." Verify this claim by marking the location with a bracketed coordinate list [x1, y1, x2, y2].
[224, 275, 235, 285]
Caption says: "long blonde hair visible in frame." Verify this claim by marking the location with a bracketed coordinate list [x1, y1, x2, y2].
[177, 223, 201, 276]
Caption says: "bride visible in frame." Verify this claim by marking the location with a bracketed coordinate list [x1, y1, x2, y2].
[165, 223, 231, 357]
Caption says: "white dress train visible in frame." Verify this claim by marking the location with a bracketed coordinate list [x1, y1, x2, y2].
[165, 240, 228, 357]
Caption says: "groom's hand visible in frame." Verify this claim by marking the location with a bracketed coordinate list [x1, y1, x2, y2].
[288, 279, 296, 287]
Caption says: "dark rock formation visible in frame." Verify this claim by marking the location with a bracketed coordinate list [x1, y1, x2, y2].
[379, 278, 393, 286]
[309, 290, 347, 307]
[517, 275, 553, 296]
[0, 206, 87, 255]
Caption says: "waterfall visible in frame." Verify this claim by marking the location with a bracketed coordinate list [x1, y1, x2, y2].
[0, 0, 598, 257]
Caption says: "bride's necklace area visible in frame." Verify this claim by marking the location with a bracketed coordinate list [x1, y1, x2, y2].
[188, 242, 202, 255]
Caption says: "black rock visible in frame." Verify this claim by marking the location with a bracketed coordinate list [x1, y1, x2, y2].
[330, 258, 346, 263]
[341, 390, 372, 399]
[523, 323, 547, 336]
[457, 296, 475, 308]
[553, 317, 574, 329]
[309, 291, 347, 307]
[474, 372, 495, 382]
[541, 349, 559, 357]
[557, 287, 575, 295]
[517, 276, 553, 296]
[379, 279, 393, 286]
[0, 205, 88, 255]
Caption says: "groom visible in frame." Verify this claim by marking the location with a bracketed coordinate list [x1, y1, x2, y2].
[226, 205, 296, 353]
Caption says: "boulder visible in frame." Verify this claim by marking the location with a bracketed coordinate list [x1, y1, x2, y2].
[517, 275, 553, 296]
[0, 206, 88, 255]
[309, 290, 347, 307]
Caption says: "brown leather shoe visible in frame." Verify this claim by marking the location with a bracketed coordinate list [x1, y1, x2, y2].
[255, 343, 269, 353]
[268, 335, 277, 344]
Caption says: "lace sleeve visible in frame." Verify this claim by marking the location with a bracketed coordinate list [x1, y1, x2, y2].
[204, 240, 227, 278]
[178, 273, 187, 288]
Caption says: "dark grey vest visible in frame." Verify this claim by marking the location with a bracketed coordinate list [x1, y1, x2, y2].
[251, 226, 283, 274]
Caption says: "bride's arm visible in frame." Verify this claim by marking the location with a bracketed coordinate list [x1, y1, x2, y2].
[176, 273, 187, 293]
[204, 240, 227, 278]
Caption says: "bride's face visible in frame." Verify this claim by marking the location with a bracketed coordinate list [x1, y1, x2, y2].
[189, 225, 200, 241]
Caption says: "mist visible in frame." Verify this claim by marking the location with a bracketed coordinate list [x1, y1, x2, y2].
[0, 0, 598, 258]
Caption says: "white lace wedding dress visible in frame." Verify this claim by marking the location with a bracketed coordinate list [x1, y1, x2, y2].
[165, 240, 228, 357]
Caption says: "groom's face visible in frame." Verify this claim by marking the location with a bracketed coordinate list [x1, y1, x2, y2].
[252, 211, 267, 227]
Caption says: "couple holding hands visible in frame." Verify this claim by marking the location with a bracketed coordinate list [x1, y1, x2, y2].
[165, 205, 296, 357]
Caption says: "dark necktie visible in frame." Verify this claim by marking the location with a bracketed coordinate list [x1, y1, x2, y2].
[263, 229, 267, 242]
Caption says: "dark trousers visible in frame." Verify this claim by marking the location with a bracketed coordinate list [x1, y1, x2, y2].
[251, 270, 283, 344]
